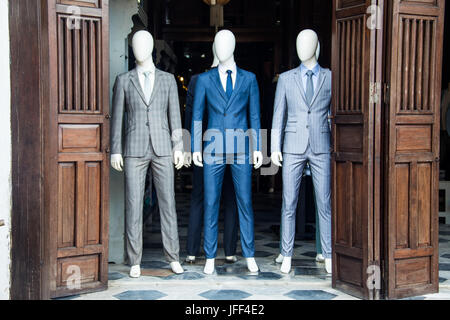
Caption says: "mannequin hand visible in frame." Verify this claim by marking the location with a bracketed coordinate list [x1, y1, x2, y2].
[111, 154, 124, 172]
[253, 151, 263, 170]
[271, 152, 283, 167]
[184, 152, 192, 168]
[174, 151, 184, 170]
[193, 152, 203, 168]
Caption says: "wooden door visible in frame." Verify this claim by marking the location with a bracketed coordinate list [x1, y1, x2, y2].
[384, 0, 445, 299]
[47, 0, 110, 298]
[331, 0, 384, 299]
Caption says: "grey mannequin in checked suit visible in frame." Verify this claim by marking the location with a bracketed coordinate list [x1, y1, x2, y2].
[271, 30, 332, 275]
[111, 31, 185, 278]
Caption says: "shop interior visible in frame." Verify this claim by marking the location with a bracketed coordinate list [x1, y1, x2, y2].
[121, 0, 450, 276]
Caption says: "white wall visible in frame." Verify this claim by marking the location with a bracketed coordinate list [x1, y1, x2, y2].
[109, 0, 139, 264]
[0, 0, 11, 300]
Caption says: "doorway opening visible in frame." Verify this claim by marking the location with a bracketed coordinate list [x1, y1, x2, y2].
[125, 0, 336, 286]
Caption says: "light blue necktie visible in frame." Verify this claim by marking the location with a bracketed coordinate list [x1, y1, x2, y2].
[305, 70, 314, 106]
[143, 71, 152, 103]
[226, 70, 233, 100]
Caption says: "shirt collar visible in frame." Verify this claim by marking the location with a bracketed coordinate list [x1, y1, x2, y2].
[300, 63, 320, 77]
[218, 62, 237, 76]
[136, 62, 156, 75]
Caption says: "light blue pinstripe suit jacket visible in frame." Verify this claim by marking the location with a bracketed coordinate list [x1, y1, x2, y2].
[271, 65, 332, 155]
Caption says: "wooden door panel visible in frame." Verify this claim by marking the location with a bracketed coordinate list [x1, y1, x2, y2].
[385, 0, 444, 299]
[85, 162, 101, 245]
[49, 0, 110, 298]
[57, 163, 76, 249]
[332, 0, 382, 299]
[59, 125, 101, 153]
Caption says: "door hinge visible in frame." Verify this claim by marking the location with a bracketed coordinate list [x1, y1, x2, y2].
[369, 82, 382, 104]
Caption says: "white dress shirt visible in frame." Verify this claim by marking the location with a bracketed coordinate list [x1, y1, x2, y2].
[136, 63, 156, 102]
[300, 62, 320, 92]
[218, 62, 237, 92]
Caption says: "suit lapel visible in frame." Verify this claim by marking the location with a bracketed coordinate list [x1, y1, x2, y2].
[309, 68, 327, 107]
[130, 69, 148, 106]
[293, 67, 308, 107]
[210, 68, 228, 103]
[226, 68, 244, 109]
[148, 69, 161, 106]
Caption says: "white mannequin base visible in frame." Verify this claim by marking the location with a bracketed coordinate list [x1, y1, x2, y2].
[316, 254, 325, 263]
[129, 265, 141, 278]
[325, 258, 332, 274]
[170, 262, 184, 274]
[280, 256, 292, 274]
[204, 258, 215, 275]
[186, 256, 196, 263]
[225, 256, 237, 263]
[246, 258, 259, 273]
[275, 254, 284, 264]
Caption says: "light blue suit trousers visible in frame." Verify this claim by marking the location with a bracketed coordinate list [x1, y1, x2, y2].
[281, 145, 331, 258]
[272, 65, 332, 259]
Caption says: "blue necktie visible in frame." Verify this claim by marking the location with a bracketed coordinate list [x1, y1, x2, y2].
[305, 70, 314, 106]
[226, 70, 233, 100]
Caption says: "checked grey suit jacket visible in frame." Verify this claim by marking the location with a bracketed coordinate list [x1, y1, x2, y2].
[111, 68, 183, 158]
[271, 65, 332, 155]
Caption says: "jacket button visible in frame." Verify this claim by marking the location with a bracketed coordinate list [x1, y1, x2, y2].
[308, 111, 311, 114]
[306, 125, 309, 129]
[146, 122, 150, 126]
[224, 113, 227, 116]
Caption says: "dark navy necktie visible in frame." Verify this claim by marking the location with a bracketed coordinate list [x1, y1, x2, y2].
[226, 70, 233, 100]
[305, 70, 314, 106]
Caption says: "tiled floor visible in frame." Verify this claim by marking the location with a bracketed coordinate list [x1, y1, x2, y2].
[66, 193, 450, 300]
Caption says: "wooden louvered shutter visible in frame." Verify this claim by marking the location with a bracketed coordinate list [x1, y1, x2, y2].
[48, 0, 110, 298]
[331, 0, 384, 300]
[384, 0, 445, 299]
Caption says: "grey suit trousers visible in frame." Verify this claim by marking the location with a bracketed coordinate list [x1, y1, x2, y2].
[124, 140, 180, 266]
[281, 144, 331, 259]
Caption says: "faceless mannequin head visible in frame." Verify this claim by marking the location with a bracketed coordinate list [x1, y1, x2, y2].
[214, 30, 236, 64]
[132, 30, 154, 63]
[211, 43, 220, 68]
[296, 29, 319, 64]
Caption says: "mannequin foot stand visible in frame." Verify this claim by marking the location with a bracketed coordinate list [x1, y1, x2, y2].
[246, 258, 259, 273]
[225, 256, 237, 263]
[275, 254, 284, 264]
[325, 258, 332, 274]
[280, 257, 292, 274]
[129, 265, 141, 278]
[204, 258, 215, 275]
[170, 261, 184, 274]
[186, 256, 196, 263]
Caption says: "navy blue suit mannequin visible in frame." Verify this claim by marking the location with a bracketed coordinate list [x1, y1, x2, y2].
[192, 30, 262, 274]
[192, 66, 261, 261]
[185, 73, 239, 260]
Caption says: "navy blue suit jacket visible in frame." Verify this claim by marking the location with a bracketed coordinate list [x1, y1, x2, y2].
[191, 67, 261, 155]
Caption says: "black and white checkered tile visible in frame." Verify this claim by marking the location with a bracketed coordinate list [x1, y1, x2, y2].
[65, 193, 450, 300]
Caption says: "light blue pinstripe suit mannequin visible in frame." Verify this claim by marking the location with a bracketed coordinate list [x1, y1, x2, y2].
[271, 30, 332, 274]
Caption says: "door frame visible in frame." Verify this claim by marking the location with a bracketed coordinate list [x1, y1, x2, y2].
[9, 0, 446, 300]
